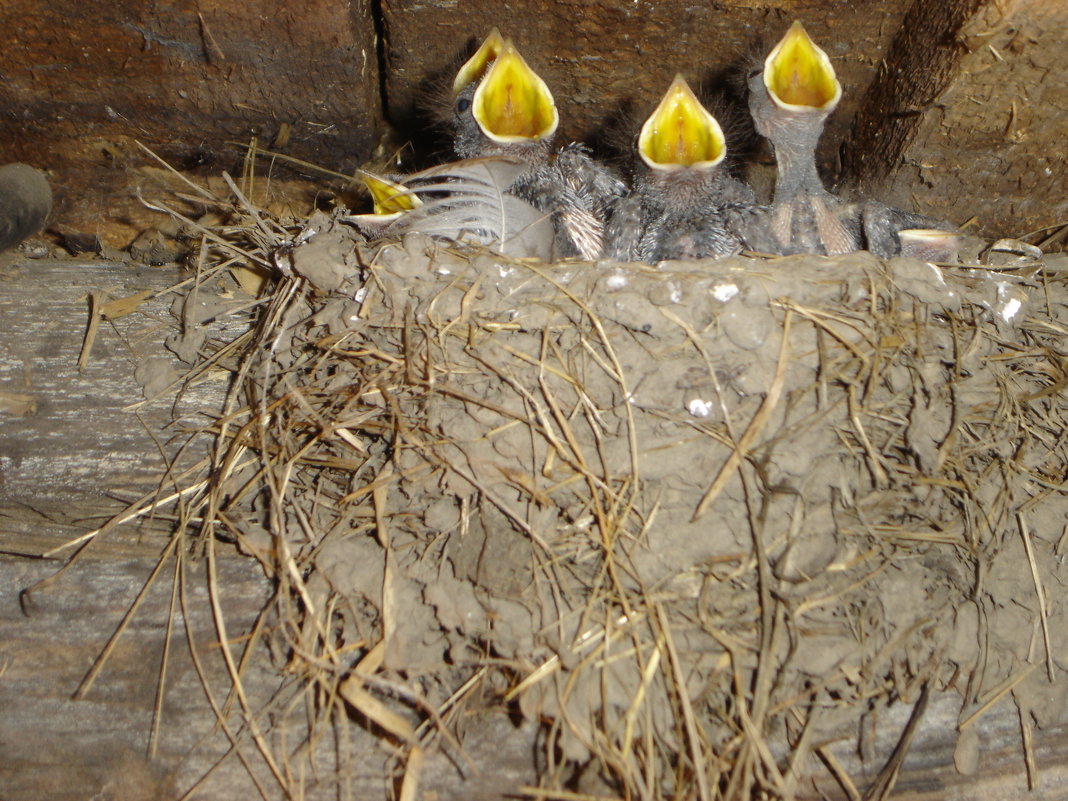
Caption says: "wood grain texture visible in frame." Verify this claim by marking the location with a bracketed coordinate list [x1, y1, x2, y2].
[840, 0, 985, 190]
[873, 0, 1068, 240]
[0, 523, 277, 801]
[0, 0, 381, 238]
[0, 258, 220, 505]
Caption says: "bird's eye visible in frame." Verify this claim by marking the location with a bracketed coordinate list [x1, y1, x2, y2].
[456, 97, 471, 113]
[747, 68, 761, 79]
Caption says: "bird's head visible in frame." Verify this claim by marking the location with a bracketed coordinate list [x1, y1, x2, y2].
[468, 40, 558, 160]
[748, 21, 841, 138]
[636, 75, 733, 210]
[639, 74, 726, 172]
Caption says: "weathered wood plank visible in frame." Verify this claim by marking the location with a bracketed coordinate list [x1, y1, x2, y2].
[873, 0, 1068, 240]
[0, 0, 380, 170]
[0, 258, 221, 505]
[0, 526, 278, 801]
[0, 0, 381, 249]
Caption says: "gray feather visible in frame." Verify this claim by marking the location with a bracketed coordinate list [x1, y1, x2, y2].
[357, 158, 556, 260]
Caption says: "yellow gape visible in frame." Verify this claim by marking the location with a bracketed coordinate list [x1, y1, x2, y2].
[638, 74, 725, 170]
[452, 28, 505, 95]
[765, 21, 842, 111]
[362, 172, 421, 215]
[472, 41, 559, 142]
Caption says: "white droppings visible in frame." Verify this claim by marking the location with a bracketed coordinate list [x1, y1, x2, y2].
[712, 283, 739, 302]
[688, 398, 713, 418]
[989, 238, 1042, 259]
[669, 284, 682, 303]
[1001, 297, 1022, 322]
[353, 287, 367, 303]
[995, 281, 1024, 323]
[606, 273, 628, 290]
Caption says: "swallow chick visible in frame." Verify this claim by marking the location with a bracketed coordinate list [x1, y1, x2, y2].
[606, 75, 758, 263]
[853, 199, 959, 259]
[446, 28, 507, 159]
[746, 21, 856, 256]
[444, 33, 624, 259]
[347, 159, 557, 261]
[748, 21, 957, 258]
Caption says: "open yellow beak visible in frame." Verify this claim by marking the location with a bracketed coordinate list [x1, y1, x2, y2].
[452, 28, 506, 95]
[638, 74, 725, 170]
[764, 21, 841, 112]
[472, 40, 559, 142]
[358, 170, 422, 217]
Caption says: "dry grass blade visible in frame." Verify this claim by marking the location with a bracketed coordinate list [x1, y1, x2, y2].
[655, 603, 711, 801]
[817, 745, 862, 801]
[72, 532, 182, 700]
[861, 682, 931, 801]
[518, 789, 625, 801]
[399, 745, 424, 801]
[149, 525, 184, 757]
[78, 290, 103, 371]
[692, 310, 793, 521]
[959, 663, 1039, 731]
[1017, 512, 1055, 681]
[204, 537, 291, 794]
[175, 546, 275, 801]
[1018, 697, 1037, 790]
[338, 676, 416, 743]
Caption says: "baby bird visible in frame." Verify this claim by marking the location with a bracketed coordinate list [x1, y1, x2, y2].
[606, 75, 757, 263]
[444, 32, 624, 259]
[746, 21, 854, 255]
[748, 21, 956, 259]
[449, 30, 556, 164]
[348, 161, 558, 261]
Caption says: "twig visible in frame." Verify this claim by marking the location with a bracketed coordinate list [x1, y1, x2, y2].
[1018, 512, 1055, 681]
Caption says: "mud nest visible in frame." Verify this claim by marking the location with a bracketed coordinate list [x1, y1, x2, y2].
[154, 177, 1068, 799]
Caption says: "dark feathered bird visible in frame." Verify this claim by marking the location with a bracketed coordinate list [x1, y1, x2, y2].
[605, 75, 760, 262]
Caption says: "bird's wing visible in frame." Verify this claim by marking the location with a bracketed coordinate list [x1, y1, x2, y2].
[391, 157, 554, 259]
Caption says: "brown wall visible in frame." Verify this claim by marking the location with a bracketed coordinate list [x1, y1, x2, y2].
[1, 0, 379, 174]
[1, 0, 1065, 242]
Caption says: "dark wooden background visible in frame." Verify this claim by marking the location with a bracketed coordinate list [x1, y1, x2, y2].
[1, 0, 1066, 246]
